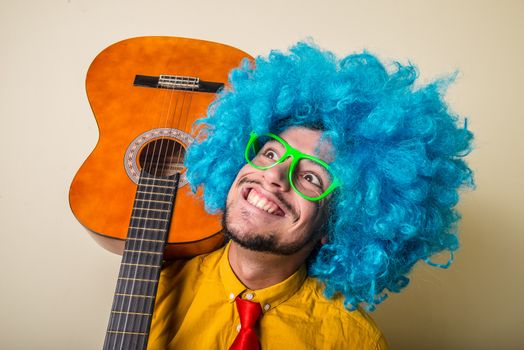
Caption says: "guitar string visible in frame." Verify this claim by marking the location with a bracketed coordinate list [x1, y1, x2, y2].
[106, 41, 240, 349]
[167, 79, 192, 200]
[133, 77, 196, 344]
[114, 50, 206, 348]
[113, 72, 179, 350]
[135, 75, 196, 344]
[110, 83, 163, 348]
[111, 85, 149, 349]
[164, 78, 198, 266]
[133, 83, 177, 349]
[122, 54, 183, 349]
[105, 42, 204, 349]
[127, 70, 187, 347]
[131, 79, 183, 344]
[175, 79, 196, 191]
[133, 82, 181, 348]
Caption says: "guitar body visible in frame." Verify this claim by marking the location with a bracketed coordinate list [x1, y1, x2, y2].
[69, 37, 253, 259]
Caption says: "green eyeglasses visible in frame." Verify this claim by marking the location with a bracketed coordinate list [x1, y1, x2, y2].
[244, 131, 340, 201]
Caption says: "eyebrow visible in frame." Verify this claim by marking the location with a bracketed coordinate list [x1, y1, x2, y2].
[264, 139, 280, 145]
[299, 160, 330, 175]
[260, 139, 283, 150]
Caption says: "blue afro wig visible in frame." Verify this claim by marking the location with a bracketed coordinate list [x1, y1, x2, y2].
[184, 41, 474, 311]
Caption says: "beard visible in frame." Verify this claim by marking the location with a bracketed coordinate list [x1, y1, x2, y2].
[222, 205, 323, 256]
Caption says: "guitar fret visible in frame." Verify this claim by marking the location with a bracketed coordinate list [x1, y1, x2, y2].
[122, 262, 160, 268]
[103, 331, 147, 349]
[140, 183, 175, 190]
[118, 277, 157, 282]
[136, 190, 173, 196]
[128, 226, 165, 232]
[126, 232, 167, 243]
[111, 310, 151, 316]
[133, 204, 170, 211]
[121, 252, 163, 266]
[133, 208, 170, 213]
[133, 208, 170, 215]
[115, 293, 156, 299]
[128, 225, 167, 236]
[116, 279, 158, 295]
[131, 215, 167, 224]
[141, 176, 176, 183]
[126, 237, 164, 243]
[119, 264, 161, 280]
[111, 296, 155, 315]
[125, 250, 163, 255]
[134, 198, 171, 204]
[106, 330, 148, 336]
[130, 216, 169, 222]
[124, 240, 165, 254]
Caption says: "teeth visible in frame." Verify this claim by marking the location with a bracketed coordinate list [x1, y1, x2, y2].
[258, 198, 268, 207]
[247, 190, 280, 215]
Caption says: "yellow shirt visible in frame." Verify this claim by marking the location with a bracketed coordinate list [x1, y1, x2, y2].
[148, 243, 388, 349]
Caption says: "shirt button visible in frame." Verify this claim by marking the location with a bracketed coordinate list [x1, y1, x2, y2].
[264, 304, 270, 311]
[236, 324, 241, 332]
[229, 293, 235, 300]
[245, 293, 254, 300]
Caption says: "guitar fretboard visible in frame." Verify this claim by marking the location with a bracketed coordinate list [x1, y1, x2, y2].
[103, 172, 179, 350]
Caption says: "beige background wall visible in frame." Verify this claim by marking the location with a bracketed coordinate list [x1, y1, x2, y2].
[1, 0, 522, 349]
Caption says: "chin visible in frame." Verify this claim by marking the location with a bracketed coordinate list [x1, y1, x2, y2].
[223, 206, 313, 256]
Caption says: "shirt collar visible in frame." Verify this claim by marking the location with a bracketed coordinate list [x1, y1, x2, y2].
[219, 241, 307, 313]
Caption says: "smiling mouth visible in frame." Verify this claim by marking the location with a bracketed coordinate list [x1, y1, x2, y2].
[244, 188, 286, 216]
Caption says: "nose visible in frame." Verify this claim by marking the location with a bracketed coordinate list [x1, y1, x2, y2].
[262, 158, 291, 192]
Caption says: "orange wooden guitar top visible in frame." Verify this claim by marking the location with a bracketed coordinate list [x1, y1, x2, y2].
[69, 37, 253, 259]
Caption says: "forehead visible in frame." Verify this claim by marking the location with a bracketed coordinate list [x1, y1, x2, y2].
[278, 127, 334, 162]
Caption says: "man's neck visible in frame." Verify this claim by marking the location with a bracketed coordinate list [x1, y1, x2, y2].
[227, 241, 311, 290]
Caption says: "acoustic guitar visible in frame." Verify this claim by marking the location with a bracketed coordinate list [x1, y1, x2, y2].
[69, 36, 252, 349]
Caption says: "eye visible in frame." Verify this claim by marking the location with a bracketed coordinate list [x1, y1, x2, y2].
[302, 172, 322, 187]
[263, 149, 278, 160]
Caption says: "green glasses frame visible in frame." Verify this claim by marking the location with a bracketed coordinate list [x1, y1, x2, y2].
[244, 131, 340, 201]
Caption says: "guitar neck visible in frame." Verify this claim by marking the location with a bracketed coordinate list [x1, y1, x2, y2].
[103, 172, 179, 350]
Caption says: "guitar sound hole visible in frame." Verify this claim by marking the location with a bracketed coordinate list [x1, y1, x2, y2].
[139, 138, 186, 177]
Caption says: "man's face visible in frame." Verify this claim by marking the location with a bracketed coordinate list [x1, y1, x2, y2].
[223, 126, 332, 256]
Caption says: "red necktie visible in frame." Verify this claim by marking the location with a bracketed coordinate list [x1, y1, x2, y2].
[229, 296, 263, 350]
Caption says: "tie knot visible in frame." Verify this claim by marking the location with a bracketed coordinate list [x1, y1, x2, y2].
[235, 296, 262, 328]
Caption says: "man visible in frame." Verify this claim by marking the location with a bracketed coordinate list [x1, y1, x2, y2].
[147, 42, 474, 349]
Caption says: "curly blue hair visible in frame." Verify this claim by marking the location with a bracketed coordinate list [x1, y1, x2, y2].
[184, 41, 474, 311]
